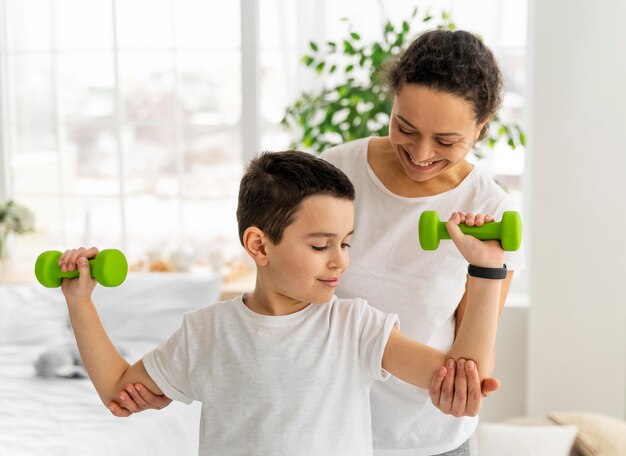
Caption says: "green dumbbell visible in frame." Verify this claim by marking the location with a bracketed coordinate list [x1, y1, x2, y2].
[34, 249, 128, 288]
[419, 211, 522, 251]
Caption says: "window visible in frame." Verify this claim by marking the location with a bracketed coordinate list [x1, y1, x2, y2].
[1, 0, 527, 288]
[1, 0, 244, 267]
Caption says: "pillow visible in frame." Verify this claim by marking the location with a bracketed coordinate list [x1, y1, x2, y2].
[0, 284, 69, 345]
[92, 272, 223, 343]
[477, 422, 578, 456]
[549, 412, 626, 456]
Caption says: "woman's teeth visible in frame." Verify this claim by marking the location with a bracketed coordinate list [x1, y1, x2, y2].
[409, 156, 434, 167]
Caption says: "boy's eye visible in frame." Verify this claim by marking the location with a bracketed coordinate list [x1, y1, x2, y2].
[341, 243, 351, 249]
[312, 245, 329, 251]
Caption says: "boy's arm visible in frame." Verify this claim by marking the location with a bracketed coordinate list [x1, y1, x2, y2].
[62, 252, 164, 406]
[382, 212, 503, 389]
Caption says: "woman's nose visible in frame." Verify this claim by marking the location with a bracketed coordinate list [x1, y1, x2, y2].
[407, 139, 431, 161]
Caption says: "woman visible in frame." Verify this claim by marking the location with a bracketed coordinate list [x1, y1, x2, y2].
[320, 29, 523, 455]
[111, 30, 523, 455]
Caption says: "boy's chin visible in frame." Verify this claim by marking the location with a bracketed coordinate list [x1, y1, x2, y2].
[308, 291, 335, 305]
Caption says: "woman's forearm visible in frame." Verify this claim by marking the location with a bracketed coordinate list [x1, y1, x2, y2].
[447, 276, 501, 379]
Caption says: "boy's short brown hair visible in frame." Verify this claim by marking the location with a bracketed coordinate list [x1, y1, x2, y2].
[237, 151, 355, 245]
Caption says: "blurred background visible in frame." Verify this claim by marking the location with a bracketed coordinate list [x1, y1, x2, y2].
[0, 0, 527, 274]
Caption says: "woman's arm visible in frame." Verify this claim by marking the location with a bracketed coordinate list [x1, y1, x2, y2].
[382, 274, 501, 389]
[429, 270, 514, 416]
[382, 212, 503, 388]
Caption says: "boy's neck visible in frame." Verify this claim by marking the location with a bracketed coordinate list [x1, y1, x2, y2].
[244, 279, 311, 316]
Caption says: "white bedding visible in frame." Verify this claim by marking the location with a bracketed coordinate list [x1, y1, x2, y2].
[0, 343, 201, 456]
[0, 273, 222, 456]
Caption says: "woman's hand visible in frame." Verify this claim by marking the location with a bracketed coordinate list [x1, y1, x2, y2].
[107, 384, 173, 417]
[429, 359, 500, 417]
[446, 212, 504, 268]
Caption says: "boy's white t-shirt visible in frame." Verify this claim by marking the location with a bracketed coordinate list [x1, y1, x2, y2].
[323, 138, 525, 455]
[143, 294, 398, 456]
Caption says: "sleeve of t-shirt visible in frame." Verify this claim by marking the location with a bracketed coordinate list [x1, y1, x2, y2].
[356, 299, 399, 382]
[142, 313, 195, 404]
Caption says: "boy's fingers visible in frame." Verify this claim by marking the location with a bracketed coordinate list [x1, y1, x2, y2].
[77, 257, 91, 282]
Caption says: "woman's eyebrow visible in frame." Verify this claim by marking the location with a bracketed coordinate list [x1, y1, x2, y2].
[396, 114, 463, 137]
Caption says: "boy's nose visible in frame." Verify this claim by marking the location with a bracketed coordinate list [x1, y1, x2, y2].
[329, 250, 349, 270]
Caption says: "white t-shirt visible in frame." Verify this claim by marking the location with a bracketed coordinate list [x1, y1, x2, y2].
[143, 294, 398, 456]
[323, 138, 525, 455]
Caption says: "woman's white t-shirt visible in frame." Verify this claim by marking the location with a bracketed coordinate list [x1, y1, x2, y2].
[323, 138, 525, 455]
[143, 294, 398, 456]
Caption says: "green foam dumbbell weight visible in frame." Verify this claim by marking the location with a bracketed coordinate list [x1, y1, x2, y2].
[419, 211, 522, 251]
[34, 249, 128, 288]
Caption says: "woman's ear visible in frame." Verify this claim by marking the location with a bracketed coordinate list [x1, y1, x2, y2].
[475, 117, 489, 142]
[242, 226, 269, 266]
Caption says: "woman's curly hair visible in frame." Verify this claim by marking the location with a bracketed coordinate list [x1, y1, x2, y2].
[384, 29, 503, 141]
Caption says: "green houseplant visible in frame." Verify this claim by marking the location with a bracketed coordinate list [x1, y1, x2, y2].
[0, 200, 35, 261]
[282, 8, 526, 156]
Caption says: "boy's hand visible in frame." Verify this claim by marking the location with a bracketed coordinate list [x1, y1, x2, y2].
[446, 212, 504, 268]
[429, 359, 500, 417]
[60, 247, 99, 304]
[107, 384, 173, 417]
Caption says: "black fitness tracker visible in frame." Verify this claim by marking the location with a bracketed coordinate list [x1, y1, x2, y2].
[467, 264, 507, 280]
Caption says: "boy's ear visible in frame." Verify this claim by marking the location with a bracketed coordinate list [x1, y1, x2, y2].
[242, 226, 269, 266]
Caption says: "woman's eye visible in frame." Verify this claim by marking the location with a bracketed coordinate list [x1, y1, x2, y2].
[341, 243, 351, 249]
[398, 127, 412, 135]
[436, 139, 454, 147]
[312, 245, 329, 251]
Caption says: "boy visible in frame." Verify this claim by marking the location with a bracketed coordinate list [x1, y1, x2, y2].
[59, 151, 504, 455]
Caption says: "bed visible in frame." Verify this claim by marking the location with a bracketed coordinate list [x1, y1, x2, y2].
[0, 273, 222, 456]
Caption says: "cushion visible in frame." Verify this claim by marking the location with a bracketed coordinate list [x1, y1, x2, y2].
[477, 422, 578, 456]
[92, 272, 223, 342]
[0, 284, 69, 345]
[549, 412, 626, 456]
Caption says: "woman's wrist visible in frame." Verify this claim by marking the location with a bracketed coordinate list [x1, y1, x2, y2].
[467, 264, 507, 280]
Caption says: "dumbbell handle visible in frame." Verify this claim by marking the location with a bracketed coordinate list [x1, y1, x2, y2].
[435, 221, 503, 241]
[53, 258, 100, 280]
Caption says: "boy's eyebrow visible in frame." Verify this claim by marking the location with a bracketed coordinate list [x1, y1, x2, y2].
[396, 114, 462, 137]
[306, 230, 354, 238]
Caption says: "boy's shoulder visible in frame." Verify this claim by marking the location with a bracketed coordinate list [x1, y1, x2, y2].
[329, 296, 386, 321]
[180, 295, 242, 325]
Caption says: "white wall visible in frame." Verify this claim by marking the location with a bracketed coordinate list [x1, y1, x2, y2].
[527, 0, 626, 417]
[482, 304, 528, 422]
